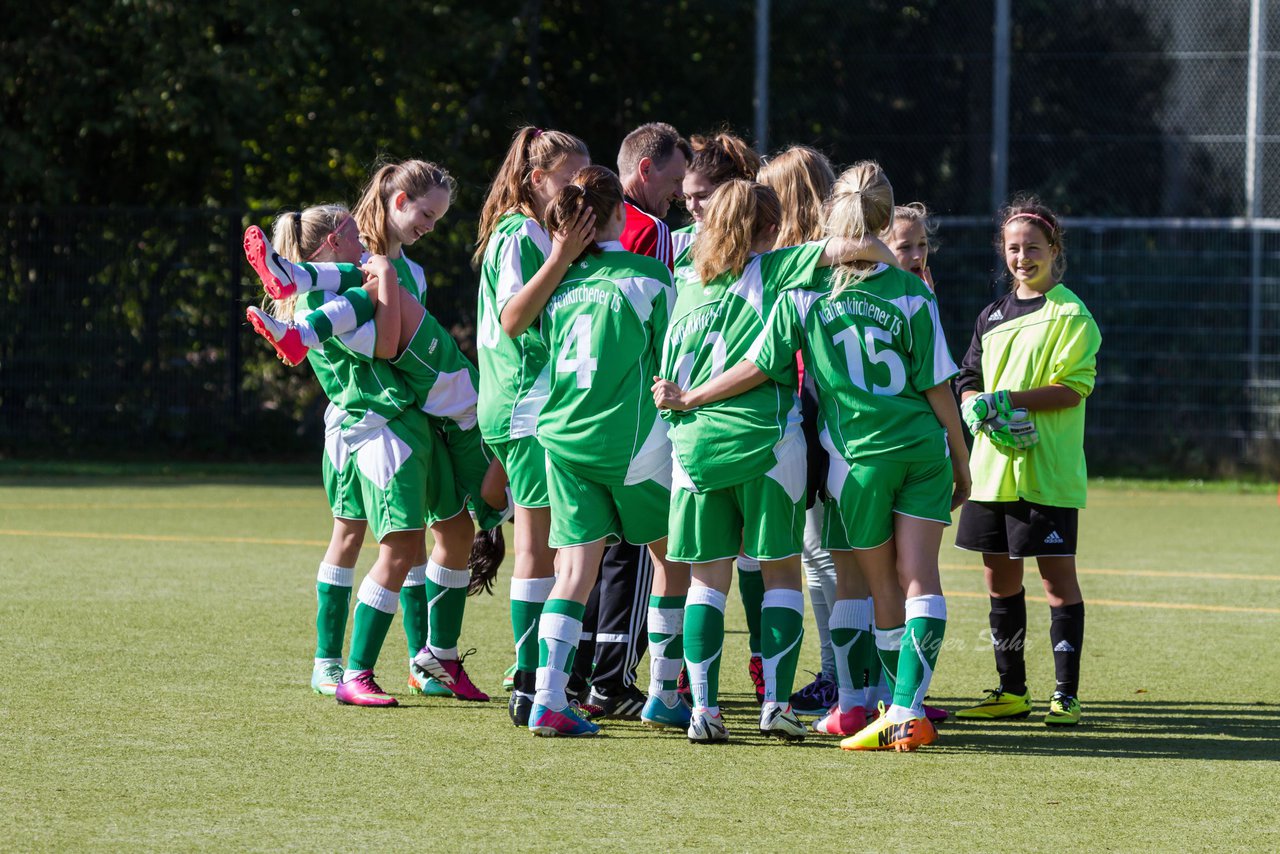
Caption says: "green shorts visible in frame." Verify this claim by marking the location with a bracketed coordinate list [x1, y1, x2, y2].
[545, 452, 670, 548]
[352, 409, 466, 542]
[323, 406, 365, 521]
[435, 418, 503, 531]
[491, 434, 549, 509]
[667, 436, 806, 563]
[824, 453, 953, 550]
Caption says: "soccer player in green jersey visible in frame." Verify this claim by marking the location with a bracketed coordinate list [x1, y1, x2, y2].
[501, 165, 685, 737]
[953, 198, 1101, 728]
[651, 176, 902, 744]
[248, 163, 496, 705]
[471, 127, 596, 726]
[669, 131, 769, 704]
[759, 146, 843, 715]
[657, 163, 970, 752]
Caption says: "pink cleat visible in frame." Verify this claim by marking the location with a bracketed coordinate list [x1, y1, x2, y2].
[411, 647, 490, 702]
[924, 703, 950, 723]
[334, 671, 398, 707]
[813, 706, 868, 736]
[246, 306, 310, 366]
[244, 225, 298, 299]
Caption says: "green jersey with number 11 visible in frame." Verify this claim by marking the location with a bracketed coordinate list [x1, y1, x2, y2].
[537, 241, 674, 485]
[661, 241, 827, 491]
[751, 264, 959, 462]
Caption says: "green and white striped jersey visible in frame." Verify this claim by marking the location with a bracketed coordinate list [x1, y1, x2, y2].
[536, 241, 674, 485]
[671, 223, 698, 289]
[475, 213, 553, 444]
[299, 289, 416, 437]
[751, 263, 959, 463]
[660, 241, 826, 491]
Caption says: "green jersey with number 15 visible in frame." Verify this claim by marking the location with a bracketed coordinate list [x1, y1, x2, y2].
[751, 264, 959, 463]
[661, 241, 827, 491]
[537, 241, 674, 486]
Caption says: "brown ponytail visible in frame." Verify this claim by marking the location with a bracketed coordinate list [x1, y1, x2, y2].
[758, 146, 836, 248]
[543, 166, 624, 264]
[354, 159, 456, 256]
[473, 127, 590, 266]
[688, 131, 762, 187]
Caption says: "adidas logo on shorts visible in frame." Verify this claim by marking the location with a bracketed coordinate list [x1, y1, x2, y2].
[1054, 640, 1076, 653]
[1044, 531, 1064, 545]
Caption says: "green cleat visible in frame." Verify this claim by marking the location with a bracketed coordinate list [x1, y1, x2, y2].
[407, 671, 455, 697]
[1044, 692, 1082, 727]
[954, 687, 1033, 720]
[311, 660, 345, 696]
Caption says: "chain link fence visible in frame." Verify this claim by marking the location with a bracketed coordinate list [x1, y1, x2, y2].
[2, 0, 1277, 475]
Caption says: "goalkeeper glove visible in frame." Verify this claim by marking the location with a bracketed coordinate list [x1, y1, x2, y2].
[961, 390, 1015, 435]
[986, 412, 1040, 450]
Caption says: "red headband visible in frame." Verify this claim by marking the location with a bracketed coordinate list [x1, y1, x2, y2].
[1003, 212, 1057, 239]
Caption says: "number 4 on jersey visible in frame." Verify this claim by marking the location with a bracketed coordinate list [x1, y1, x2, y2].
[556, 315, 598, 389]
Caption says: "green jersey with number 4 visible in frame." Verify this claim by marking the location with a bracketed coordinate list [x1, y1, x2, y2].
[475, 213, 553, 444]
[752, 263, 959, 462]
[661, 241, 827, 491]
[537, 241, 674, 485]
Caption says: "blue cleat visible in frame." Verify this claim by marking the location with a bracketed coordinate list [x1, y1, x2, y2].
[528, 703, 601, 737]
[641, 693, 693, 730]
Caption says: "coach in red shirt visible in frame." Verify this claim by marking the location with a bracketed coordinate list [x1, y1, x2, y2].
[567, 122, 692, 719]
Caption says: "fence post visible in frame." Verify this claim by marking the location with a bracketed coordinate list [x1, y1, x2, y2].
[754, 0, 770, 154]
[1245, 0, 1268, 448]
[228, 159, 245, 427]
[991, 0, 1012, 213]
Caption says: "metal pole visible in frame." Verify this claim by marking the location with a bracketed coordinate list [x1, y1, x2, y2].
[991, 0, 1012, 213]
[1245, 0, 1267, 403]
[754, 0, 770, 154]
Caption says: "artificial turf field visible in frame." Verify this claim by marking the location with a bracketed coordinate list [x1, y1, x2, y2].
[1, 468, 1277, 850]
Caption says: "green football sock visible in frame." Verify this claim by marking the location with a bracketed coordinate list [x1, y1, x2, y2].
[314, 563, 353, 660]
[347, 577, 399, 674]
[874, 623, 905, 700]
[425, 561, 469, 658]
[684, 586, 727, 711]
[511, 576, 556, 676]
[399, 564, 429, 657]
[830, 598, 876, 714]
[761, 588, 805, 703]
[893, 595, 947, 714]
[737, 557, 764, 656]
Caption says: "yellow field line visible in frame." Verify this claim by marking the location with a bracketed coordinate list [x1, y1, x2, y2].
[0, 529, 328, 548]
[0, 502, 285, 511]
[2, 528, 1277, 615]
[939, 562, 1279, 583]
[944, 589, 1280, 615]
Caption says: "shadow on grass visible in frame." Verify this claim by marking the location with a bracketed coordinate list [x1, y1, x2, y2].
[929, 698, 1280, 761]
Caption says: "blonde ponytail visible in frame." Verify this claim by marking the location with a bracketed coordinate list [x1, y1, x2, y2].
[693, 180, 781, 284]
[825, 161, 894, 296]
